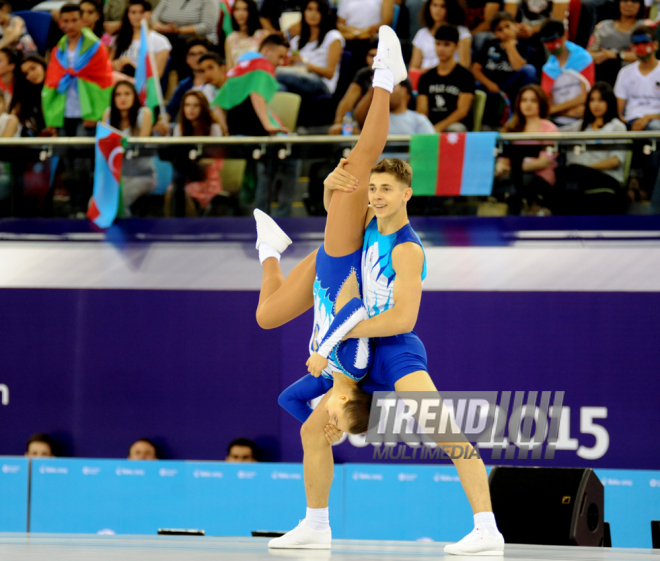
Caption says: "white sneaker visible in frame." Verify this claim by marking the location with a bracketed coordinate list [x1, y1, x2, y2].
[444, 527, 505, 556]
[268, 520, 331, 549]
[254, 209, 292, 253]
[372, 25, 407, 85]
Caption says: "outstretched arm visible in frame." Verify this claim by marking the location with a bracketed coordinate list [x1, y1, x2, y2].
[347, 242, 424, 338]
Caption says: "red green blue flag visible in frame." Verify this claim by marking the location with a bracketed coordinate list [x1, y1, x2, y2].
[87, 123, 126, 228]
[409, 132, 497, 196]
[219, 0, 234, 39]
[42, 28, 113, 128]
[134, 20, 165, 119]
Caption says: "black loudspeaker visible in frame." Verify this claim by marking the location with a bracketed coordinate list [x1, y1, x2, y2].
[652, 520, 660, 548]
[489, 467, 605, 546]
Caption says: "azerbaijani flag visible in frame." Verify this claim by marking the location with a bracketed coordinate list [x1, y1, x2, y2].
[87, 123, 126, 229]
[134, 20, 164, 119]
[409, 132, 498, 196]
[42, 28, 113, 128]
[219, 0, 234, 39]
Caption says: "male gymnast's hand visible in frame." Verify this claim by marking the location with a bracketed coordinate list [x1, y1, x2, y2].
[324, 424, 344, 445]
[324, 158, 359, 193]
[306, 352, 328, 377]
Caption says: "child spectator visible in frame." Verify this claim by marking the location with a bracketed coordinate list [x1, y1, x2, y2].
[472, 11, 536, 127]
[225, 0, 269, 71]
[110, 0, 171, 78]
[540, 19, 595, 127]
[327, 41, 377, 135]
[499, 85, 558, 215]
[0, 45, 19, 105]
[278, 0, 344, 98]
[0, 0, 37, 55]
[103, 80, 157, 215]
[410, 0, 472, 71]
[416, 24, 475, 132]
[170, 90, 223, 216]
[557, 82, 627, 214]
[588, 0, 643, 85]
[614, 25, 660, 131]
[42, 3, 113, 216]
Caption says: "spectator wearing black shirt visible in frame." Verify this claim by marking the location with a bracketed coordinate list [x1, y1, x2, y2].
[416, 24, 475, 132]
[327, 40, 377, 134]
[472, 11, 536, 127]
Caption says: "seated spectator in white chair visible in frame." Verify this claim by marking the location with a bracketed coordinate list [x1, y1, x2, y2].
[277, 0, 344, 99]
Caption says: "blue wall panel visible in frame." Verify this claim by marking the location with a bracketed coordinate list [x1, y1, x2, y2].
[0, 457, 28, 532]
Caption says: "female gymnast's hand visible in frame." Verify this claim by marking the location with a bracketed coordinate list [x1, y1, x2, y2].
[306, 352, 328, 377]
[324, 158, 358, 193]
[324, 424, 344, 445]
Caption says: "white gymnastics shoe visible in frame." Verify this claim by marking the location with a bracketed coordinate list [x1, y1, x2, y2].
[444, 527, 505, 556]
[372, 25, 407, 85]
[268, 520, 331, 550]
[254, 209, 292, 254]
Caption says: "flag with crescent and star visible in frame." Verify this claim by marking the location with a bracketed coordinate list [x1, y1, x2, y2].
[134, 20, 165, 120]
[409, 132, 497, 196]
[87, 122, 126, 228]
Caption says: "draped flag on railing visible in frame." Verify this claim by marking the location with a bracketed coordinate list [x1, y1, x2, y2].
[134, 20, 165, 120]
[87, 123, 126, 228]
[409, 132, 498, 196]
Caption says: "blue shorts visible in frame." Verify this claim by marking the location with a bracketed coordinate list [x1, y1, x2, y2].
[361, 332, 428, 393]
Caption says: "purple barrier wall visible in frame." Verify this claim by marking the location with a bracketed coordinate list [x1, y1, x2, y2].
[1, 288, 658, 469]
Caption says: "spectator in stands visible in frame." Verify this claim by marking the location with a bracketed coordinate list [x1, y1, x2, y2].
[0, 90, 17, 136]
[410, 0, 472, 71]
[151, 0, 219, 77]
[556, 81, 627, 213]
[277, 0, 344, 98]
[0, 46, 19, 106]
[158, 36, 210, 129]
[198, 52, 228, 134]
[327, 40, 377, 135]
[43, 3, 113, 216]
[465, 0, 500, 48]
[259, 0, 303, 33]
[80, 0, 111, 45]
[505, 0, 569, 44]
[111, 0, 171, 78]
[355, 78, 435, 133]
[499, 84, 557, 215]
[614, 25, 660, 131]
[226, 437, 259, 462]
[128, 438, 158, 459]
[103, 81, 156, 214]
[540, 19, 595, 127]
[0, 0, 37, 55]
[25, 433, 56, 457]
[337, 0, 393, 79]
[7, 54, 47, 136]
[416, 24, 475, 132]
[225, 0, 269, 71]
[472, 11, 536, 128]
[170, 90, 222, 216]
[588, 0, 643, 85]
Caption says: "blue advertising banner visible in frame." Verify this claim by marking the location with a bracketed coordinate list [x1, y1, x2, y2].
[0, 457, 28, 532]
[30, 459, 344, 536]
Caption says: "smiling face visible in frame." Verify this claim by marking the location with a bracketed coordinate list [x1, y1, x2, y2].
[114, 83, 135, 111]
[519, 89, 540, 119]
[368, 172, 412, 219]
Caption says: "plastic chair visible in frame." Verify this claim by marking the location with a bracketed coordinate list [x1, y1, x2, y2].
[269, 91, 302, 132]
[472, 90, 487, 132]
[220, 159, 247, 193]
[14, 10, 51, 54]
[620, 146, 633, 188]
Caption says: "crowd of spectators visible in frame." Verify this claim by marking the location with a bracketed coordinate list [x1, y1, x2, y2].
[23, 433, 261, 462]
[0, 0, 659, 217]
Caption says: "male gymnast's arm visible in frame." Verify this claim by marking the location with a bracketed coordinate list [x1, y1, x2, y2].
[347, 243, 424, 338]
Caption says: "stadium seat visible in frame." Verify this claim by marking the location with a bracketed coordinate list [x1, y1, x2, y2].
[14, 10, 51, 54]
[472, 90, 487, 132]
[220, 159, 247, 193]
[269, 92, 302, 132]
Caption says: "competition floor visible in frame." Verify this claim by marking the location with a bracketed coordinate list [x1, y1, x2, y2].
[0, 534, 656, 561]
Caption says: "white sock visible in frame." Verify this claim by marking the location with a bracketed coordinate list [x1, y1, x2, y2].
[258, 242, 281, 264]
[372, 67, 394, 93]
[305, 507, 329, 531]
[474, 511, 500, 536]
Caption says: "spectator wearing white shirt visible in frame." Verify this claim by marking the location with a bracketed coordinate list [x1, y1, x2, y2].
[277, 0, 344, 97]
[110, 0, 171, 78]
[410, 0, 472, 71]
[614, 25, 660, 131]
[336, 0, 393, 80]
